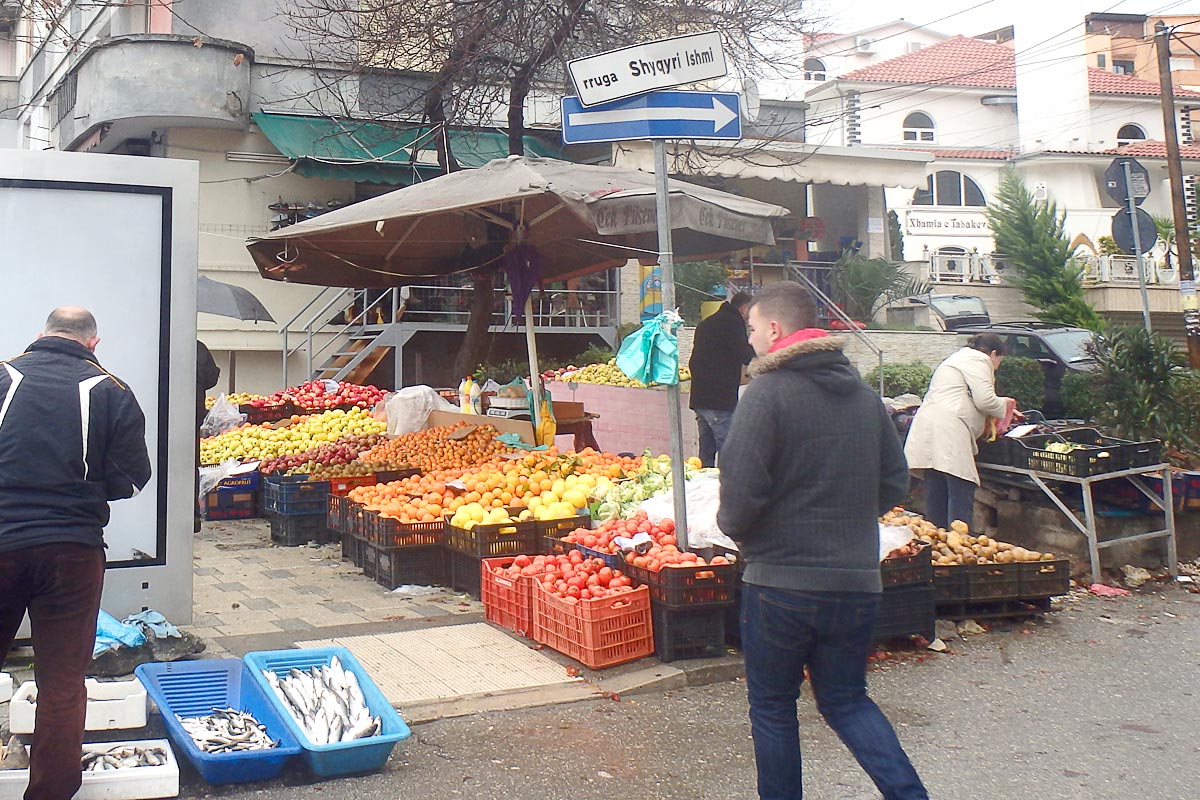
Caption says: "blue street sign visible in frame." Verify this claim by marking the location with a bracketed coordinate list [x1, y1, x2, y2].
[561, 91, 742, 144]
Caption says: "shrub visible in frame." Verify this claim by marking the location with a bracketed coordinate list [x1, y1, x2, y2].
[995, 356, 1045, 411]
[575, 343, 615, 366]
[1060, 371, 1101, 420]
[865, 361, 933, 397]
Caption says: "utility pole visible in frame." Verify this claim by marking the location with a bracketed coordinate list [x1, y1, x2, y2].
[1155, 21, 1200, 367]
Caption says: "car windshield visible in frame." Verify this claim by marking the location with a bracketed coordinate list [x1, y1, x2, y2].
[1041, 330, 1095, 363]
[929, 295, 987, 317]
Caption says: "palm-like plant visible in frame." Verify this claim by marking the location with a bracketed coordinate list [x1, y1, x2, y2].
[831, 253, 930, 322]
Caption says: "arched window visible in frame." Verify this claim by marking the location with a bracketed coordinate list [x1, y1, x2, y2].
[1117, 123, 1146, 146]
[803, 58, 827, 81]
[912, 171, 986, 207]
[903, 112, 935, 143]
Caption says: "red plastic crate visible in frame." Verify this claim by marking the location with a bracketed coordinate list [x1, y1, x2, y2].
[481, 557, 540, 637]
[531, 583, 654, 670]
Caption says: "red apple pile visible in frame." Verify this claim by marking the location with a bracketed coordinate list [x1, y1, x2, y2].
[258, 433, 387, 475]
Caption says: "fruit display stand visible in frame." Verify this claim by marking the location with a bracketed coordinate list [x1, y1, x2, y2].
[977, 452, 1178, 585]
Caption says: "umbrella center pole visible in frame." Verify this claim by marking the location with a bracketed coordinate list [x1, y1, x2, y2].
[653, 140, 690, 552]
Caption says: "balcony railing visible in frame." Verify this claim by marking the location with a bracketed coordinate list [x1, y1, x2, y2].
[923, 253, 1179, 287]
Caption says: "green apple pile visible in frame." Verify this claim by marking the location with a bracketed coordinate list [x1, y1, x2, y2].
[200, 407, 387, 465]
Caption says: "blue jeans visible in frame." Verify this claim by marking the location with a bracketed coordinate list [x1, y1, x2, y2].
[922, 469, 976, 530]
[741, 585, 928, 800]
[694, 408, 734, 468]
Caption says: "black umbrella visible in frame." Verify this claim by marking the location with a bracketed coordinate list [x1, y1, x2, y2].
[197, 276, 274, 323]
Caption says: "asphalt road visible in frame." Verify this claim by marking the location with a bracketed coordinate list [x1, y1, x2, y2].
[175, 584, 1200, 800]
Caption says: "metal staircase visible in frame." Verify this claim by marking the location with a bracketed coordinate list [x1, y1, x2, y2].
[280, 288, 400, 387]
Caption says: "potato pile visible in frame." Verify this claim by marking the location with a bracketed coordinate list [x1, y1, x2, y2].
[881, 509, 1055, 567]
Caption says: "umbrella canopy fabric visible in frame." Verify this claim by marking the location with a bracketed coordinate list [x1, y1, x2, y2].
[246, 156, 790, 288]
[197, 276, 275, 323]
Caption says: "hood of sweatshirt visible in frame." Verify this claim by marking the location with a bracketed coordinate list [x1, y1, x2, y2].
[748, 335, 861, 395]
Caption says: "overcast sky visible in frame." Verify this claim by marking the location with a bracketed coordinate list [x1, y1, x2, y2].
[818, 0, 1200, 38]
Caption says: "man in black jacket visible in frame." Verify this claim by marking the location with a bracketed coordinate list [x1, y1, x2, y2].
[0, 307, 151, 800]
[688, 292, 753, 467]
[717, 283, 927, 800]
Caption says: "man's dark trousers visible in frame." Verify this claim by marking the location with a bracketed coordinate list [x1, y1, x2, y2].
[0, 543, 105, 800]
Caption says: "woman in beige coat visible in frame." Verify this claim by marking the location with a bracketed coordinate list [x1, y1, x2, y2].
[904, 333, 1014, 529]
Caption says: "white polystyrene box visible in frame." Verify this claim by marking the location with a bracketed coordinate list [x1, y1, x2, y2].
[0, 673, 11, 703]
[0, 739, 178, 800]
[8, 679, 148, 734]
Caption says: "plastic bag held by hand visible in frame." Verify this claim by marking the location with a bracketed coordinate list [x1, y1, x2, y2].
[200, 394, 247, 438]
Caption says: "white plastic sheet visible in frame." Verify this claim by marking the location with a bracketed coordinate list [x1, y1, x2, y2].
[383, 386, 457, 436]
[638, 472, 737, 551]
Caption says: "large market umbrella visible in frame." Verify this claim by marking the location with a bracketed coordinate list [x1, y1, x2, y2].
[197, 276, 275, 323]
[245, 156, 788, 287]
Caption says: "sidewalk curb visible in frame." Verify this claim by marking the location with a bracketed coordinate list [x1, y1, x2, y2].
[401, 653, 745, 725]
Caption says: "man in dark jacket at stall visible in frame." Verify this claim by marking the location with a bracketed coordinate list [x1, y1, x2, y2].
[0, 307, 151, 800]
[717, 283, 927, 800]
[688, 291, 753, 467]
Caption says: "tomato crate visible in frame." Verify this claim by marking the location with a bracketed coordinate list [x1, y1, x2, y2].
[1019, 559, 1071, 598]
[576, 545, 625, 571]
[933, 562, 1022, 603]
[448, 550, 482, 598]
[1011, 429, 1163, 478]
[262, 474, 331, 516]
[203, 485, 257, 521]
[881, 545, 933, 589]
[534, 514, 592, 541]
[446, 519, 539, 558]
[328, 474, 379, 497]
[268, 512, 333, 547]
[368, 544, 448, 590]
[531, 583, 654, 670]
[874, 584, 936, 642]
[481, 557, 540, 637]
[624, 561, 738, 608]
[652, 604, 725, 662]
[366, 512, 445, 548]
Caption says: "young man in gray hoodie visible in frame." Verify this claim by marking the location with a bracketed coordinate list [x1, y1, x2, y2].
[717, 282, 927, 800]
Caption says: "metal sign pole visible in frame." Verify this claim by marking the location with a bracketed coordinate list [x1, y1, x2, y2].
[1123, 159, 1152, 331]
[653, 140, 690, 552]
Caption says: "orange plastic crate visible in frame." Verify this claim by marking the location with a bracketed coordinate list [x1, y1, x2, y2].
[531, 583, 654, 670]
[481, 557, 540, 637]
[328, 474, 379, 497]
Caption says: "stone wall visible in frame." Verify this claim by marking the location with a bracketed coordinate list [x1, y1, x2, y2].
[841, 330, 962, 376]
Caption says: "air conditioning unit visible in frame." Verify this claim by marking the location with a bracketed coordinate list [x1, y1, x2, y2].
[856, 37, 876, 53]
[907, 42, 923, 53]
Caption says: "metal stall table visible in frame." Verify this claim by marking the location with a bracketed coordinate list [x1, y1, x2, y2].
[977, 461, 1178, 584]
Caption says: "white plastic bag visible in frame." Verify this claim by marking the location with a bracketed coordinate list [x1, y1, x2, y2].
[638, 472, 737, 551]
[384, 386, 457, 436]
[197, 458, 242, 502]
[879, 524, 915, 562]
[200, 394, 246, 438]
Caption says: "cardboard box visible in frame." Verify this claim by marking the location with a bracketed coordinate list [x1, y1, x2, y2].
[426, 410, 536, 445]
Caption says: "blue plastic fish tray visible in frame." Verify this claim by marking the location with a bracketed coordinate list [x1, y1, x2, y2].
[134, 659, 302, 785]
[243, 646, 411, 777]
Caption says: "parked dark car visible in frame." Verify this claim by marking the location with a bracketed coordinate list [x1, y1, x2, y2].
[957, 322, 1096, 417]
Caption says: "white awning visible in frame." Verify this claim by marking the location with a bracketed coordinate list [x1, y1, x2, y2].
[612, 140, 933, 190]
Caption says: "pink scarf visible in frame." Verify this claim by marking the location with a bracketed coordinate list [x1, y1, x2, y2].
[768, 328, 829, 353]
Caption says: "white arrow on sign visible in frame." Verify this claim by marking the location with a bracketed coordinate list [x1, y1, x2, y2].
[567, 96, 738, 132]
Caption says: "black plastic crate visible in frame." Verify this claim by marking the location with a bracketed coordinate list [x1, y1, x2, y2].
[367, 513, 444, 548]
[448, 550, 482, 598]
[1019, 559, 1071, 598]
[624, 561, 738, 608]
[240, 402, 297, 425]
[874, 585, 936, 641]
[975, 437, 1015, 467]
[935, 596, 1052, 621]
[533, 514, 592, 542]
[652, 604, 725, 662]
[203, 485, 257, 521]
[268, 512, 332, 547]
[933, 563, 1022, 603]
[446, 520, 539, 558]
[263, 474, 331, 516]
[367, 544, 448, 590]
[327, 494, 349, 535]
[1011, 430, 1162, 477]
[341, 531, 365, 566]
[542, 534, 575, 556]
[881, 545, 933, 588]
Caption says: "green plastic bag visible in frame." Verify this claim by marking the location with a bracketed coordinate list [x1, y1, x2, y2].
[616, 310, 682, 386]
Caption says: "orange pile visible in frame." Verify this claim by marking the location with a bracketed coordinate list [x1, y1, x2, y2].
[361, 422, 514, 472]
